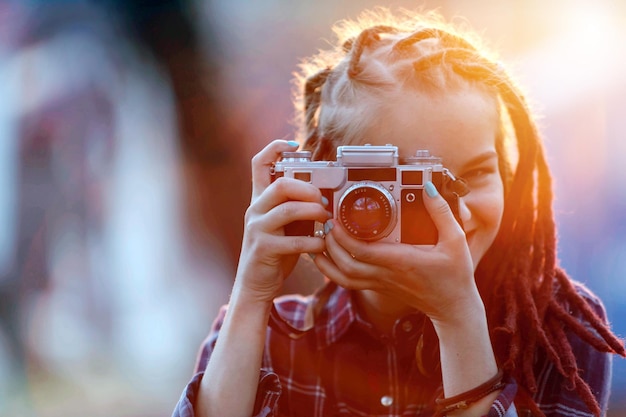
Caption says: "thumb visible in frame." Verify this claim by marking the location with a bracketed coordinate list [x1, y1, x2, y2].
[422, 181, 463, 243]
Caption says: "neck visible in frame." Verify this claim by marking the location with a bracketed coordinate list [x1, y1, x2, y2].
[354, 290, 414, 336]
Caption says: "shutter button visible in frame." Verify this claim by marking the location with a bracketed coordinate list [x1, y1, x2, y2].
[380, 395, 393, 407]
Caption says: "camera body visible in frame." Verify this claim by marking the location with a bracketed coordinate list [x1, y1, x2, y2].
[271, 144, 462, 245]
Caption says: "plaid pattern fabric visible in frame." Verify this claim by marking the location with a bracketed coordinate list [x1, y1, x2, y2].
[173, 281, 611, 417]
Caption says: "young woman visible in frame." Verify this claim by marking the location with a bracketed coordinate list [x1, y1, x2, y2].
[173, 8, 624, 417]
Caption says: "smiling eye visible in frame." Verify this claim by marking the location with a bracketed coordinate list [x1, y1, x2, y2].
[464, 169, 487, 179]
[463, 166, 496, 180]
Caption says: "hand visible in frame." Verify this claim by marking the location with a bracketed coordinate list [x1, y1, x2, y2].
[235, 140, 330, 303]
[313, 181, 479, 324]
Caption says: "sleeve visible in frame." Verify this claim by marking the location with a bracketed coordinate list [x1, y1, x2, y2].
[171, 372, 204, 417]
[170, 370, 283, 417]
[171, 306, 284, 417]
[486, 376, 519, 417]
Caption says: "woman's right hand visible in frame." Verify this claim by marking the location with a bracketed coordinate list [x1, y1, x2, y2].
[234, 139, 329, 304]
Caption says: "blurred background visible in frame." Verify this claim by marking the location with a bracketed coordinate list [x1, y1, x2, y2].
[0, 0, 624, 416]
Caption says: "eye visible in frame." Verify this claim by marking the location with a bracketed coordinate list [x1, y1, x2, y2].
[464, 168, 488, 179]
[462, 165, 497, 181]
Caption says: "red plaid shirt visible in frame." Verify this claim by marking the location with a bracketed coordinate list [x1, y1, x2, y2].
[173, 281, 611, 417]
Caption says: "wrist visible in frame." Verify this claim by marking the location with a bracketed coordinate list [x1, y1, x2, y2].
[232, 264, 283, 306]
[231, 284, 275, 313]
[429, 287, 487, 333]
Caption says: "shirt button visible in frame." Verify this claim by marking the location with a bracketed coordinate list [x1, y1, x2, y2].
[380, 395, 394, 407]
[402, 320, 413, 333]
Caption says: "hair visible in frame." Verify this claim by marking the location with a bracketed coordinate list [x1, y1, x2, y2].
[292, 7, 625, 416]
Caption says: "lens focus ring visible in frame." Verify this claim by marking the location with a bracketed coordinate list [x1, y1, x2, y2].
[337, 182, 397, 241]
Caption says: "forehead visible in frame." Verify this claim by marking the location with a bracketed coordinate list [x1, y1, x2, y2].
[357, 89, 499, 169]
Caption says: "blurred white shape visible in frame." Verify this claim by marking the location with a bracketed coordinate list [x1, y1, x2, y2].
[0, 84, 17, 278]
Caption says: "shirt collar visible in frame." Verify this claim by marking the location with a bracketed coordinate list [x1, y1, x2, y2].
[269, 281, 428, 350]
[268, 281, 357, 349]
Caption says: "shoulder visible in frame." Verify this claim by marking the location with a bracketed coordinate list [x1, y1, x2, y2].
[558, 278, 608, 325]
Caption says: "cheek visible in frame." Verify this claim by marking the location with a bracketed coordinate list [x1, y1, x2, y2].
[478, 189, 504, 239]
[468, 185, 504, 239]
[466, 191, 504, 268]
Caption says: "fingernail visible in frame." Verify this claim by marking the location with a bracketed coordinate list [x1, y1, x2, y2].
[425, 181, 439, 198]
[308, 253, 316, 260]
[324, 220, 334, 235]
[321, 196, 329, 207]
[287, 140, 299, 147]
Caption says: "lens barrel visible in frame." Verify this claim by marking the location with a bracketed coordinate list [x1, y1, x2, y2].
[337, 182, 397, 241]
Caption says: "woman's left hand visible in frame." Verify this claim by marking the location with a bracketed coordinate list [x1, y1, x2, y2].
[312, 182, 479, 325]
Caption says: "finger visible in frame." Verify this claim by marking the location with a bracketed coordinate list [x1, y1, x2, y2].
[312, 251, 373, 291]
[257, 233, 326, 257]
[261, 201, 331, 233]
[251, 139, 299, 200]
[253, 177, 326, 215]
[322, 222, 390, 279]
[422, 181, 465, 244]
[323, 223, 365, 273]
[324, 219, 421, 268]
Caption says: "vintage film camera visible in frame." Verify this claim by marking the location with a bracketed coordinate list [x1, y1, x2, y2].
[270, 144, 467, 245]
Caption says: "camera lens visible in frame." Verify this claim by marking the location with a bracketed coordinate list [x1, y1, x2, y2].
[338, 182, 396, 241]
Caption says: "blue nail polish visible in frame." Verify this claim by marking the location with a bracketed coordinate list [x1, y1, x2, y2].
[287, 140, 299, 147]
[324, 220, 334, 235]
[321, 196, 329, 207]
[425, 181, 439, 198]
[308, 253, 316, 260]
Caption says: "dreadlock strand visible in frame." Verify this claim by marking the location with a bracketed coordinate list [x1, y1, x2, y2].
[310, 136, 334, 162]
[302, 68, 332, 151]
[529, 149, 550, 289]
[303, 68, 331, 131]
[347, 25, 396, 78]
[546, 317, 577, 384]
[534, 320, 564, 376]
[536, 144, 557, 257]
[554, 272, 626, 354]
[499, 271, 524, 371]
[392, 27, 476, 54]
[499, 89, 539, 236]
[521, 321, 539, 394]
[514, 264, 548, 393]
[549, 296, 624, 355]
[573, 373, 603, 417]
[518, 389, 544, 417]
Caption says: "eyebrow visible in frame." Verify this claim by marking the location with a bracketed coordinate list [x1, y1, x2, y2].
[462, 150, 498, 168]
